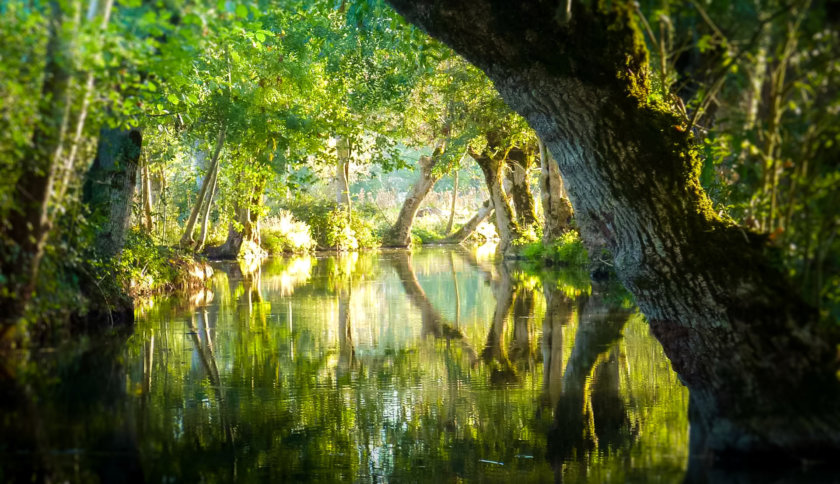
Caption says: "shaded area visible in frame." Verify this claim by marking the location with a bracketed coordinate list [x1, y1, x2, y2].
[0, 249, 695, 482]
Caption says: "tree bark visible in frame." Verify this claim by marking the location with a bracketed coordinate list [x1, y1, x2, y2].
[141, 162, 154, 233]
[334, 136, 351, 210]
[445, 169, 459, 235]
[505, 147, 539, 229]
[470, 148, 521, 255]
[441, 199, 493, 244]
[82, 128, 142, 259]
[180, 126, 225, 248]
[382, 153, 443, 247]
[196, 160, 219, 251]
[388, 0, 840, 459]
[538, 139, 573, 243]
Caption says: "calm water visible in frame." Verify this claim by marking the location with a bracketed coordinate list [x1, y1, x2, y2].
[1, 247, 691, 482]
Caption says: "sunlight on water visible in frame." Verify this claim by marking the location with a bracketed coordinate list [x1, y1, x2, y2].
[0, 248, 689, 482]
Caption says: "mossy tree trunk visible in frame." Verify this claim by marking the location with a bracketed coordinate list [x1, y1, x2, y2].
[538, 139, 573, 243]
[82, 128, 143, 259]
[389, 0, 840, 458]
[441, 199, 493, 244]
[506, 147, 539, 229]
[470, 147, 521, 256]
[382, 151, 443, 248]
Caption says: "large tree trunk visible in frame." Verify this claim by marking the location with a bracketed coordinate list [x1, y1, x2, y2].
[82, 128, 143, 259]
[470, 149, 521, 255]
[538, 139, 573, 243]
[505, 147, 539, 229]
[382, 154, 442, 247]
[389, 0, 840, 459]
[441, 199, 493, 244]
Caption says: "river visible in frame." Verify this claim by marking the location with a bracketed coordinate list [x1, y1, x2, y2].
[0, 247, 690, 482]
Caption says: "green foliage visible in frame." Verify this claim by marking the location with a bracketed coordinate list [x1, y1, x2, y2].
[523, 231, 589, 267]
[291, 200, 379, 251]
[260, 211, 314, 254]
[412, 227, 443, 244]
[116, 229, 209, 296]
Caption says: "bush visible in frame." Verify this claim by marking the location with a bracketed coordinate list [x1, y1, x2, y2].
[261, 210, 314, 254]
[523, 230, 589, 266]
[117, 229, 212, 296]
[289, 200, 379, 250]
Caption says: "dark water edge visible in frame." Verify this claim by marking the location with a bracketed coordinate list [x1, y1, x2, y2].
[1, 248, 836, 483]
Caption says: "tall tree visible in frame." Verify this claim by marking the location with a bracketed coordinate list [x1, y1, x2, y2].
[388, 0, 840, 458]
[538, 139, 573, 243]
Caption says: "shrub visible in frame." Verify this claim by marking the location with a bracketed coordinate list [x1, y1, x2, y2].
[523, 230, 589, 266]
[261, 210, 314, 254]
[289, 199, 379, 251]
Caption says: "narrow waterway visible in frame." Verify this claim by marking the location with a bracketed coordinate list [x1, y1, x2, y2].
[1, 247, 691, 482]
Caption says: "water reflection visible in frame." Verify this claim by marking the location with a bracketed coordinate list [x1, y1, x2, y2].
[1, 248, 692, 482]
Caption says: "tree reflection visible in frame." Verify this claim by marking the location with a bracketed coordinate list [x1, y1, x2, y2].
[1, 250, 694, 482]
[546, 287, 638, 479]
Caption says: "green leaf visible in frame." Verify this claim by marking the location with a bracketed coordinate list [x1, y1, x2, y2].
[167, 94, 180, 105]
[236, 4, 248, 19]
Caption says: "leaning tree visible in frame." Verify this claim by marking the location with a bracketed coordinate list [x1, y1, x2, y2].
[387, 0, 840, 459]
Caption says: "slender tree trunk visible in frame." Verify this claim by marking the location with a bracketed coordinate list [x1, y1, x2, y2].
[196, 160, 219, 251]
[389, 0, 840, 458]
[471, 148, 521, 255]
[335, 136, 351, 211]
[445, 169, 459, 235]
[141, 162, 154, 233]
[180, 126, 225, 248]
[382, 153, 443, 247]
[441, 199, 493, 244]
[506, 147, 539, 228]
[538, 139, 573, 243]
[53, 0, 115, 220]
[82, 128, 143, 259]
